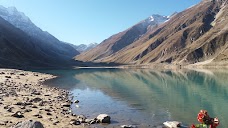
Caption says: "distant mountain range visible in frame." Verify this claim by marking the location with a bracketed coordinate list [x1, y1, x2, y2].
[75, 14, 169, 62]
[66, 43, 98, 53]
[0, 5, 80, 68]
[76, 0, 228, 66]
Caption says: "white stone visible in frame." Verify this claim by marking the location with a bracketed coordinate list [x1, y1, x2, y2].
[97, 114, 111, 123]
[163, 121, 181, 128]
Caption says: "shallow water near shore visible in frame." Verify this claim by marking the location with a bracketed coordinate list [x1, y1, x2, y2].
[38, 68, 228, 127]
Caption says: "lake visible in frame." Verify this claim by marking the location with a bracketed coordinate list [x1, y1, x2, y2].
[39, 68, 228, 128]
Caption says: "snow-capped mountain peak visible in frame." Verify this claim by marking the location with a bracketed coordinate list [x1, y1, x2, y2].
[74, 43, 98, 53]
[0, 5, 31, 23]
[143, 14, 169, 25]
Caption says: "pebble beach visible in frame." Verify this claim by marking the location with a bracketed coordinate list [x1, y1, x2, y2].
[0, 69, 87, 128]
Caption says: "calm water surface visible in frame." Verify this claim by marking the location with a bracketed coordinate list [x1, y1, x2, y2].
[39, 69, 228, 128]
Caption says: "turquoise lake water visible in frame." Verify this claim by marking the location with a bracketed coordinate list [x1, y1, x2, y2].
[40, 69, 228, 128]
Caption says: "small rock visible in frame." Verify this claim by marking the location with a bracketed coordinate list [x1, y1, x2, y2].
[71, 113, 77, 116]
[31, 105, 38, 108]
[12, 111, 24, 118]
[62, 108, 69, 112]
[31, 91, 41, 95]
[121, 125, 137, 128]
[74, 100, 79, 103]
[37, 115, 42, 118]
[61, 103, 71, 107]
[14, 102, 24, 106]
[0, 72, 5, 74]
[52, 120, 59, 125]
[97, 114, 111, 124]
[5, 76, 11, 78]
[44, 108, 51, 112]
[30, 97, 42, 103]
[20, 106, 26, 109]
[24, 109, 32, 113]
[7, 107, 13, 112]
[85, 119, 96, 124]
[33, 113, 40, 117]
[77, 115, 87, 123]
[24, 102, 33, 106]
[3, 105, 9, 109]
[47, 112, 52, 116]
[163, 121, 181, 128]
[38, 101, 49, 106]
[12, 120, 44, 128]
[10, 73, 15, 75]
[70, 119, 81, 125]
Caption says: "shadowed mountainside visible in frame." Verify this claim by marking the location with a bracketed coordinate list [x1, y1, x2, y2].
[0, 6, 86, 68]
[0, 16, 80, 68]
[0, 6, 80, 59]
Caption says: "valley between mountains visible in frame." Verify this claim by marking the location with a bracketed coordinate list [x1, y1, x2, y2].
[76, 0, 228, 68]
[0, 1, 228, 128]
[0, 0, 228, 68]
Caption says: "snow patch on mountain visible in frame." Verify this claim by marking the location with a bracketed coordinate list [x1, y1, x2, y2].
[68, 43, 98, 53]
[143, 14, 169, 25]
[149, 16, 154, 21]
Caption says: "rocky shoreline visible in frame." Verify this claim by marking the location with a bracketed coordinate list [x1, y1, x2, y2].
[0, 69, 110, 128]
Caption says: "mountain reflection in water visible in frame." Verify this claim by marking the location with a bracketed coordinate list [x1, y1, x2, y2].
[43, 69, 228, 128]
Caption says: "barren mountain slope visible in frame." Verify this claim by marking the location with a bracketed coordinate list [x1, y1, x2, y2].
[76, 0, 228, 66]
[103, 0, 228, 65]
[75, 15, 168, 62]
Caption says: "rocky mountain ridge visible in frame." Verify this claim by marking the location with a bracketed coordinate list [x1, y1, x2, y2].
[76, 0, 228, 66]
[75, 14, 169, 61]
[68, 43, 98, 53]
[0, 6, 82, 68]
[0, 5, 79, 59]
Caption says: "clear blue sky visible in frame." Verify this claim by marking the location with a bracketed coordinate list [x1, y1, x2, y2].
[0, 0, 201, 45]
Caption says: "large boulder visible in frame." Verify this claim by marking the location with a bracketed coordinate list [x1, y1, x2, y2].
[96, 114, 111, 124]
[12, 120, 44, 128]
